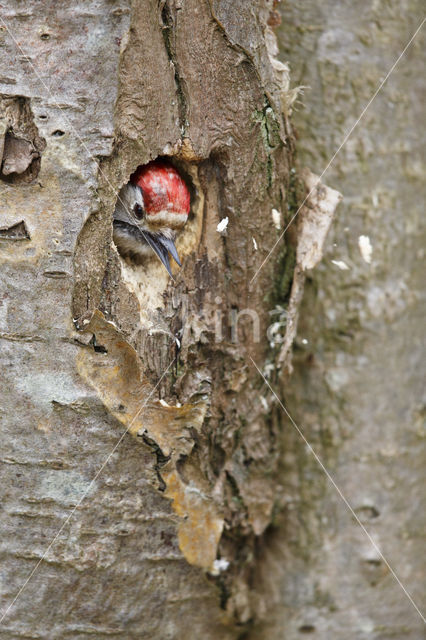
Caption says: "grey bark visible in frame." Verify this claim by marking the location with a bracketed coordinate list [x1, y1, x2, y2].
[247, 2, 425, 639]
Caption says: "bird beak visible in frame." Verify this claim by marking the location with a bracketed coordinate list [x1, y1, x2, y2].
[143, 234, 181, 277]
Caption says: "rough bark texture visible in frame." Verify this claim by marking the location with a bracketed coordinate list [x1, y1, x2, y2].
[247, 2, 425, 639]
[0, 2, 300, 638]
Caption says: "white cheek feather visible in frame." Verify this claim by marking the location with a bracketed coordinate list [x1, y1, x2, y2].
[147, 210, 188, 229]
[113, 226, 152, 261]
[114, 184, 144, 225]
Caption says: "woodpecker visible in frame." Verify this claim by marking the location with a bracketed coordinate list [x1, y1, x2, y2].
[113, 159, 190, 276]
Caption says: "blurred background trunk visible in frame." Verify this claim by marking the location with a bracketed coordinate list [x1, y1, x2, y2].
[246, 2, 425, 639]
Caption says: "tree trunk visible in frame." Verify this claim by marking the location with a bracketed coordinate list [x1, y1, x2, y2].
[245, 2, 425, 639]
[0, 2, 312, 637]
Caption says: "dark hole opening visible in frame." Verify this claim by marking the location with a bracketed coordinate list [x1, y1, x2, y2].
[89, 335, 108, 354]
[299, 625, 316, 634]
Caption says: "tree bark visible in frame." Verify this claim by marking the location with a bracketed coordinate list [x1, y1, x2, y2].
[0, 2, 310, 637]
[245, 2, 425, 639]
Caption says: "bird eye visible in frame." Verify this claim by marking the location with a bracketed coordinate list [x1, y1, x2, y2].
[134, 203, 144, 219]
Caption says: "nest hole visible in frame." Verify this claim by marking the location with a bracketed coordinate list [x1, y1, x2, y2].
[111, 155, 203, 313]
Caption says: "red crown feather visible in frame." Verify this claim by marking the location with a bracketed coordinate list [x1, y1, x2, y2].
[131, 160, 190, 230]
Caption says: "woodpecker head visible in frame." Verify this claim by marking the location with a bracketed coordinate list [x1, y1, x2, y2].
[113, 159, 190, 276]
